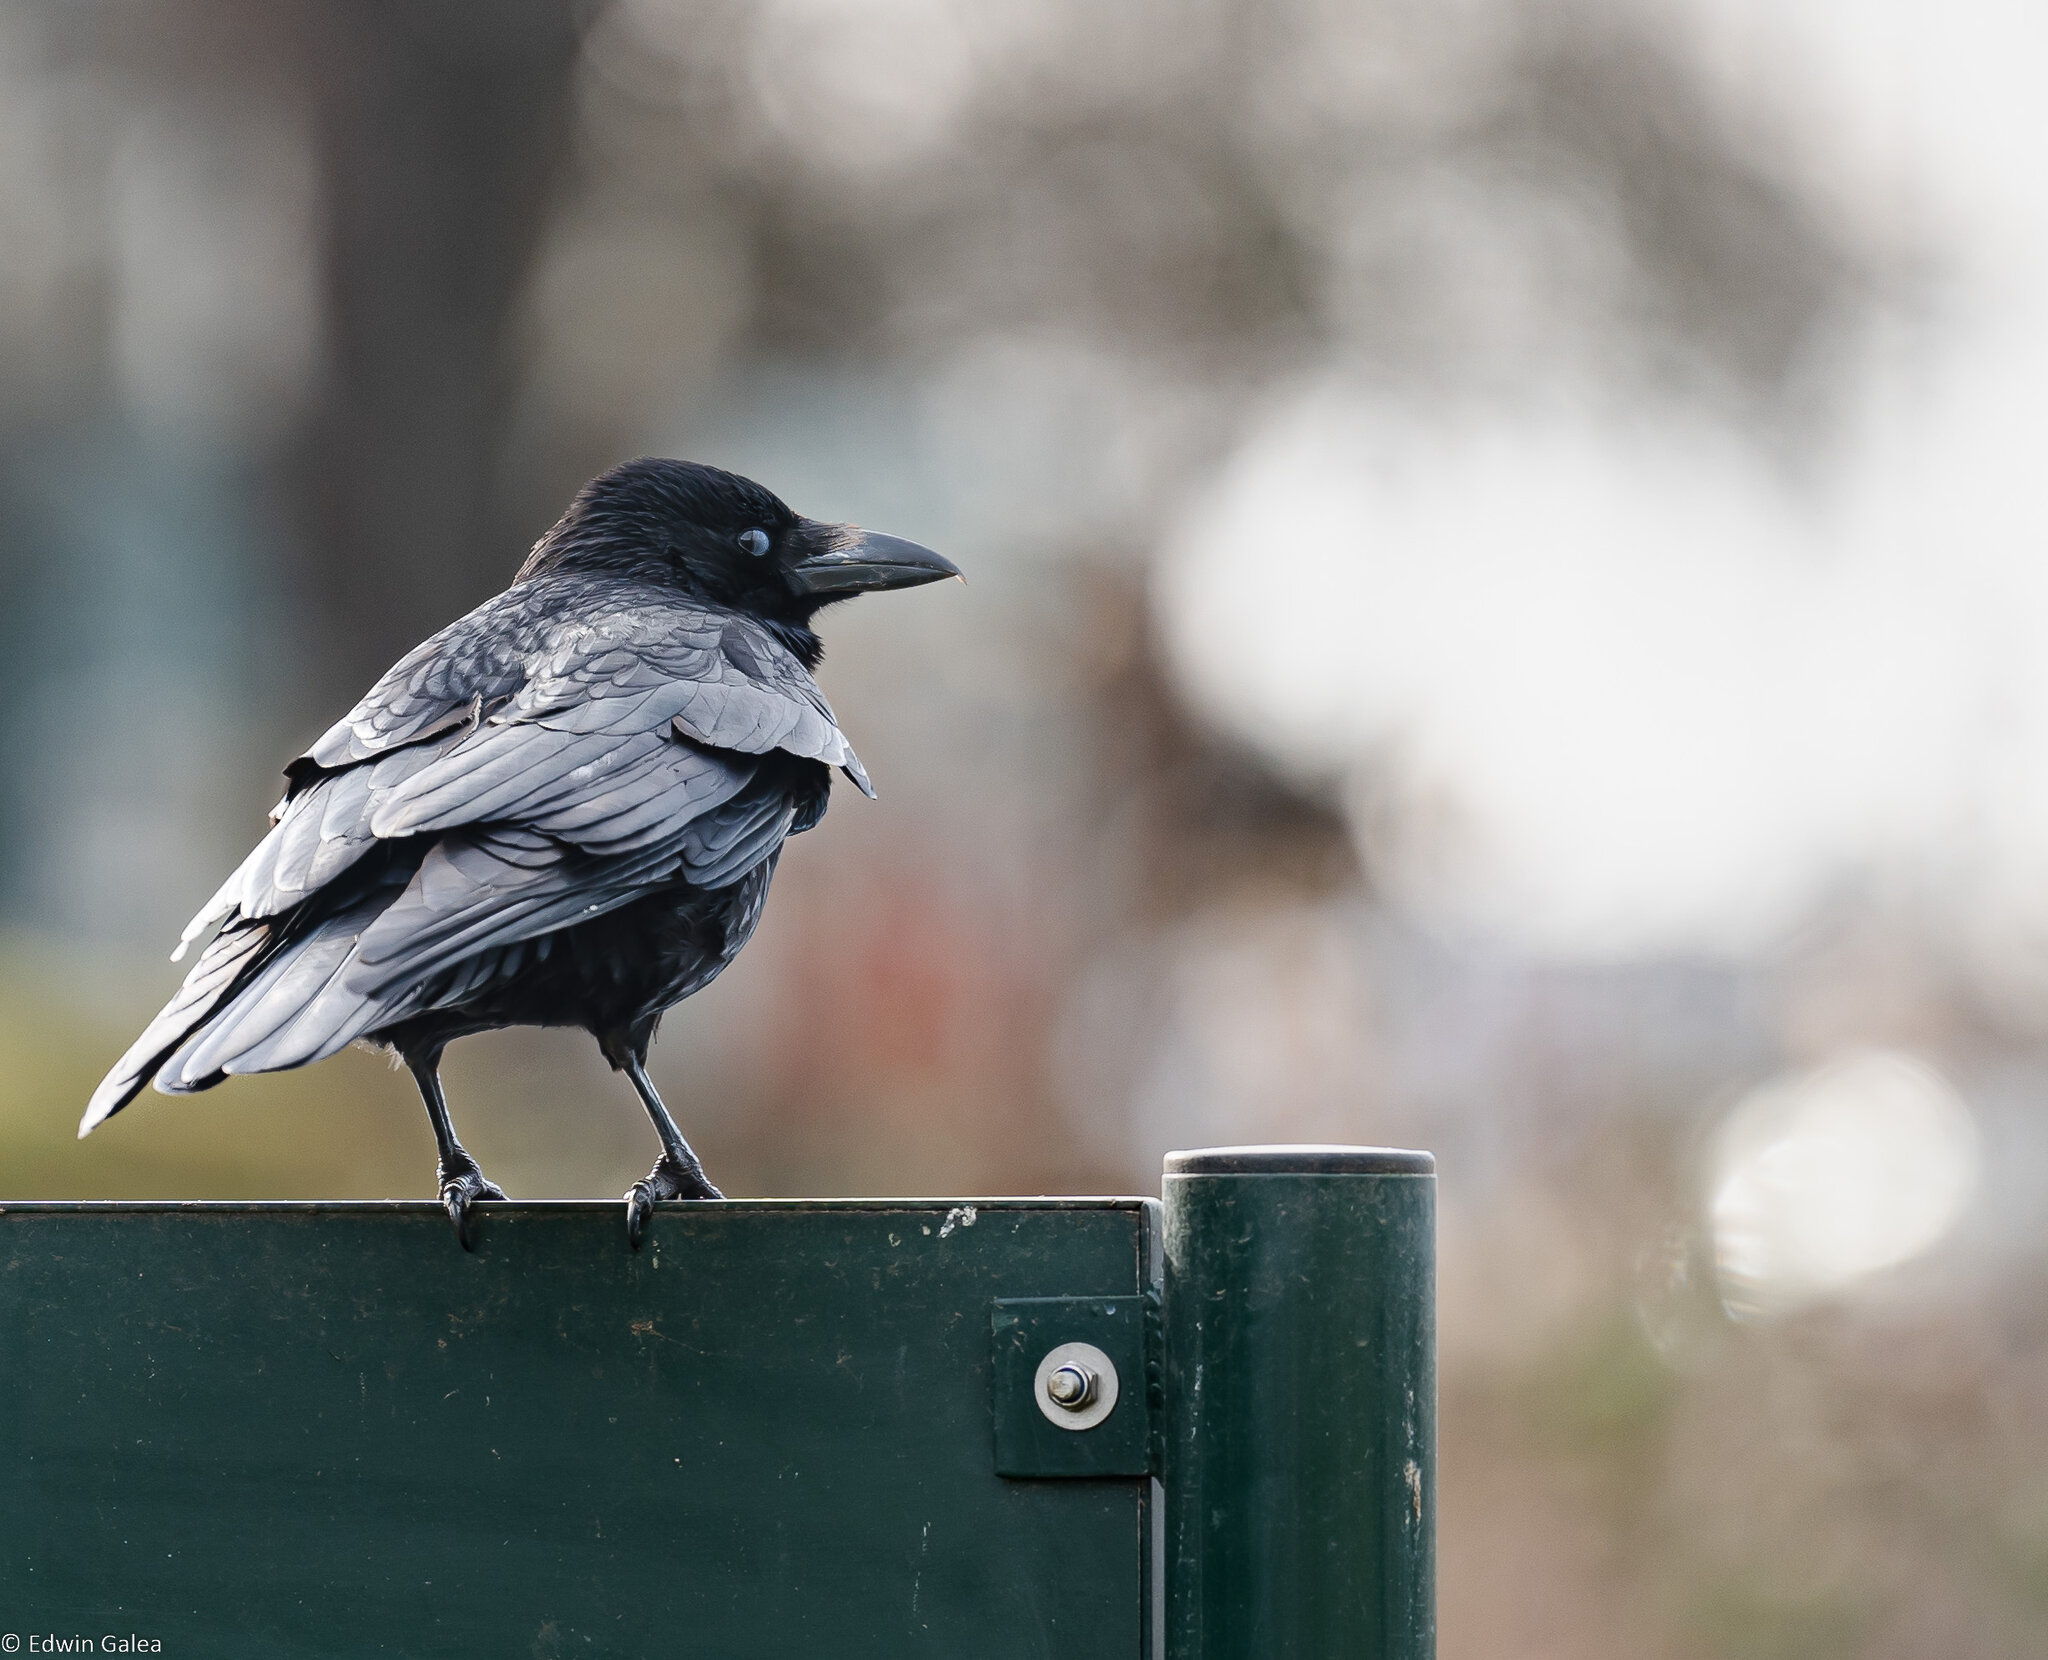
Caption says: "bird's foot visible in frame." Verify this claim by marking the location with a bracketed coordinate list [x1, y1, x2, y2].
[625, 1154, 724, 1250]
[439, 1157, 508, 1252]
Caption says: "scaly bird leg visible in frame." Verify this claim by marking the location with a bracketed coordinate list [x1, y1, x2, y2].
[405, 1048, 506, 1252]
[609, 1043, 723, 1249]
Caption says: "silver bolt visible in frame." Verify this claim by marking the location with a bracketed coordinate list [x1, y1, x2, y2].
[1045, 1362, 1097, 1410]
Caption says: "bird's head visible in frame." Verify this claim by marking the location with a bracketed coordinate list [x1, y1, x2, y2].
[517, 459, 959, 638]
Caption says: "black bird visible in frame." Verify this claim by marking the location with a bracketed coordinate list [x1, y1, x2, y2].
[82, 458, 958, 1247]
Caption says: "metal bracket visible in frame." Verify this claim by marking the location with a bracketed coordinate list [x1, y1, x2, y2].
[991, 1295, 1154, 1478]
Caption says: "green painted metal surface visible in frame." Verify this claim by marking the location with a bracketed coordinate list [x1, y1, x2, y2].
[0, 1199, 1158, 1658]
[1162, 1149, 1437, 1660]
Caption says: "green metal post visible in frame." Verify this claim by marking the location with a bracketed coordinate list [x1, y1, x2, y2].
[1163, 1145, 1436, 1659]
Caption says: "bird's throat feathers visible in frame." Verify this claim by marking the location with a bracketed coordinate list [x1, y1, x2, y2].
[759, 616, 824, 670]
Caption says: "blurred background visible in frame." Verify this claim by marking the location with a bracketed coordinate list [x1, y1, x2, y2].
[3, 0, 2047, 1651]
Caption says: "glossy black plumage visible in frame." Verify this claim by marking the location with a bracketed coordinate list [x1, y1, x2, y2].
[82, 458, 957, 1245]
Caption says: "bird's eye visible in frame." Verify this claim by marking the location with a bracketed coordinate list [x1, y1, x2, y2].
[738, 527, 771, 557]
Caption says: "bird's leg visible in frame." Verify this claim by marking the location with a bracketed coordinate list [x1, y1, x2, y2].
[405, 1049, 506, 1252]
[610, 1044, 723, 1249]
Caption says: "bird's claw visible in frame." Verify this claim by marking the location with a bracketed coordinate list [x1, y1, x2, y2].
[624, 1183, 658, 1252]
[625, 1154, 723, 1250]
[439, 1162, 508, 1252]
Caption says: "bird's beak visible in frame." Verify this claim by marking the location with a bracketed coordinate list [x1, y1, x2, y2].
[787, 525, 961, 596]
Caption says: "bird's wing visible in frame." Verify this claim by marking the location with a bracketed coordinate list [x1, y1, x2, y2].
[177, 585, 862, 956]
[299, 579, 870, 790]
[350, 773, 799, 1000]
[179, 717, 766, 953]
[154, 768, 803, 1087]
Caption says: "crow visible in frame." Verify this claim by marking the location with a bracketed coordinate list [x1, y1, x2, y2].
[81, 458, 958, 1248]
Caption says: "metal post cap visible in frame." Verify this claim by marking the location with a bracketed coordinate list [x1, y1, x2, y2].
[1164, 1145, 1435, 1176]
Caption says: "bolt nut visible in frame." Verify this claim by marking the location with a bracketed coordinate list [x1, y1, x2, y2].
[1032, 1341, 1119, 1430]
[1045, 1362, 1097, 1409]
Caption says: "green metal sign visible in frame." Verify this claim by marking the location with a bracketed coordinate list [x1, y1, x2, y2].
[0, 1149, 1432, 1658]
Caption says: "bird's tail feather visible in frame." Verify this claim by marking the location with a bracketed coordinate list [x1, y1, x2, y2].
[156, 897, 399, 1090]
[85, 846, 429, 1135]
[79, 920, 278, 1137]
